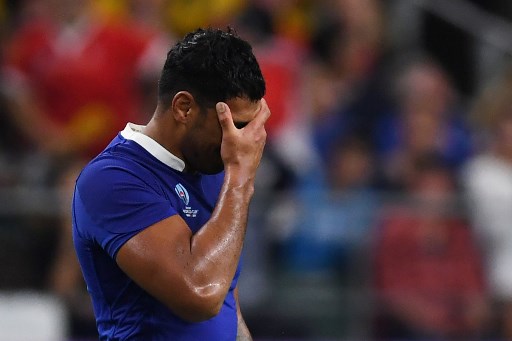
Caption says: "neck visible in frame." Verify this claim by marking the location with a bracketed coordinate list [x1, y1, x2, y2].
[143, 112, 184, 163]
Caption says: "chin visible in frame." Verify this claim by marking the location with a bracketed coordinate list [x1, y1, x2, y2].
[184, 150, 224, 174]
[201, 163, 225, 175]
[191, 157, 224, 174]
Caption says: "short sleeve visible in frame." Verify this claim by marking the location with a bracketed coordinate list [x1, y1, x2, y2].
[74, 158, 177, 259]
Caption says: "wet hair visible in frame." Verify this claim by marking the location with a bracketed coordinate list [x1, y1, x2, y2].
[158, 27, 266, 109]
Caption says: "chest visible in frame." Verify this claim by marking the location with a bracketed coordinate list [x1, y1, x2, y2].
[158, 174, 223, 233]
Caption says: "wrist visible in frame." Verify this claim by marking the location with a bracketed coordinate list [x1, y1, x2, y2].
[223, 166, 255, 194]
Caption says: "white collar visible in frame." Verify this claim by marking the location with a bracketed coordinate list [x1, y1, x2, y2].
[120, 123, 185, 172]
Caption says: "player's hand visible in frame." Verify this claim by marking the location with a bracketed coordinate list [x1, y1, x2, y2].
[216, 99, 270, 180]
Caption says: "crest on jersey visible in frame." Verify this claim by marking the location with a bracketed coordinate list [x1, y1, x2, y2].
[174, 183, 189, 205]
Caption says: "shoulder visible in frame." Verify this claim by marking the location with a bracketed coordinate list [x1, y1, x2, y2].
[73, 149, 179, 251]
[465, 154, 505, 173]
[4, 19, 54, 69]
[77, 153, 145, 187]
[463, 154, 511, 189]
[76, 146, 167, 207]
[78, 135, 161, 185]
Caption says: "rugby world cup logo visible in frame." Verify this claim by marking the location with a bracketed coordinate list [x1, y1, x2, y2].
[174, 183, 189, 206]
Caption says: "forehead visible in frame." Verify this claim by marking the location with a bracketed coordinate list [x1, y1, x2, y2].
[225, 97, 261, 122]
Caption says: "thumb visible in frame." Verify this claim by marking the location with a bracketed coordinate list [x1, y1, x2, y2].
[216, 102, 235, 131]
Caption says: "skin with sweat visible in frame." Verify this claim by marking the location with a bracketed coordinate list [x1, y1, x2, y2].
[115, 94, 270, 328]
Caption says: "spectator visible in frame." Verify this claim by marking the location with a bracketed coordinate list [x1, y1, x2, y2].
[280, 135, 378, 275]
[463, 66, 512, 340]
[373, 152, 489, 340]
[2, 0, 167, 158]
[0, 0, 27, 160]
[165, 0, 245, 37]
[1, 0, 168, 337]
[308, 0, 391, 167]
[234, 1, 318, 187]
[374, 57, 473, 190]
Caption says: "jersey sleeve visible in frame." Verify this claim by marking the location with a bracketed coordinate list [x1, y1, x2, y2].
[74, 158, 177, 259]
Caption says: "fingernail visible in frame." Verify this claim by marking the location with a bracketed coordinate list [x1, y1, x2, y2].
[216, 103, 225, 113]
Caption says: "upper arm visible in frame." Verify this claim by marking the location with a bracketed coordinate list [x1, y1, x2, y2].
[116, 214, 206, 320]
[77, 161, 217, 319]
[116, 214, 232, 322]
[75, 160, 176, 258]
[76, 159, 247, 322]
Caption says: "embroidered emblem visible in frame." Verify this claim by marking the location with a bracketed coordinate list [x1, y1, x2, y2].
[175, 183, 189, 205]
[175, 183, 198, 217]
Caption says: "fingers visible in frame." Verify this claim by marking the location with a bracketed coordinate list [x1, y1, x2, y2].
[216, 98, 271, 132]
[246, 98, 271, 129]
[216, 102, 235, 132]
[260, 98, 271, 123]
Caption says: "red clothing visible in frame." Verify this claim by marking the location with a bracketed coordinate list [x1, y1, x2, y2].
[5, 17, 159, 157]
[254, 38, 303, 139]
[373, 208, 487, 336]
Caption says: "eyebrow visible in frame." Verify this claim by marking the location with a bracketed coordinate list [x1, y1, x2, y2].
[234, 121, 249, 129]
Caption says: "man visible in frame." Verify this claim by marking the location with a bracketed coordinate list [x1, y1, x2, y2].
[72, 27, 269, 340]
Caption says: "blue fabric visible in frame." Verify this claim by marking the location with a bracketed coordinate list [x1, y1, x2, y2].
[374, 111, 473, 169]
[281, 187, 378, 273]
[72, 133, 239, 340]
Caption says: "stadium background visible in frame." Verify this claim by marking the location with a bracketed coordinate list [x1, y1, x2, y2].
[1, 0, 512, 340]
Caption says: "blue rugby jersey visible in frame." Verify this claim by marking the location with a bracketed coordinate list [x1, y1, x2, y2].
[72, 123, 240, 340]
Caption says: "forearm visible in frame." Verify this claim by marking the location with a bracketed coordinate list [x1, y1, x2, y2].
[188, 168, 254, 299]
[116, 170, 256, 322]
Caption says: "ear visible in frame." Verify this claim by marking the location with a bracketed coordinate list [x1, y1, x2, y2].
[171, 91, 194, 124]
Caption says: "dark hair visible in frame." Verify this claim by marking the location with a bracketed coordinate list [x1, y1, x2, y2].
[412, 152, 450, 174]
[158, 27, 266, 108]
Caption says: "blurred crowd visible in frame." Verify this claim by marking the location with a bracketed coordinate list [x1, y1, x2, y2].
[1, 0, 512, 340]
